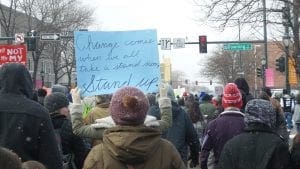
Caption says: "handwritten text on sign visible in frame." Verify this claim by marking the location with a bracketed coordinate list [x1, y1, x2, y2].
[74, 30, 160, 96]
[0, 45, 27, 66]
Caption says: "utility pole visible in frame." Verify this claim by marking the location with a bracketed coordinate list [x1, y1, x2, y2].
[283, 1, 291, 94]
[262, 0, 268, 88]
[238, 19, 243, 77]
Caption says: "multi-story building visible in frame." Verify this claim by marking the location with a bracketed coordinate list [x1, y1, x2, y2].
[160, 57, 172, 83]
[0, 3, 71, 88]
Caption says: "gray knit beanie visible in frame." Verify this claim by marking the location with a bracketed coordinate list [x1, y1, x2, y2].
[44, 92, 69, 113]
[244, 99, 276, 128]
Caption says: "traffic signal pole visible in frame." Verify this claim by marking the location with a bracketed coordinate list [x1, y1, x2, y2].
[262, 0, 268, 88]
[283, 1, 291, 94]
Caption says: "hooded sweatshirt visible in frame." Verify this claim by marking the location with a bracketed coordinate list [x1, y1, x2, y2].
[83, 126, 185, 169]
[0, 63, 62, 169]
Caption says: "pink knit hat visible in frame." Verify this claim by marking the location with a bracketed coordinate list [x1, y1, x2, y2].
[110, 86, 149, 125]
[222, 83, 243, 109]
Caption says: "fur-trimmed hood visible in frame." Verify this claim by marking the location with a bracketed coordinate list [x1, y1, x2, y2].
[91, 115, 160, 129]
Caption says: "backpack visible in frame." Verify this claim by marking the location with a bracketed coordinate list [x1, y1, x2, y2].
[54, 128, 77, 169]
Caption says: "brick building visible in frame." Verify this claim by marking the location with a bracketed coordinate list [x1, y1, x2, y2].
[255, 42, 297, 91]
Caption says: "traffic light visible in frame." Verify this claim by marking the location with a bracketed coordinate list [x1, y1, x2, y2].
[275, 56, 285, 72]
[27, 30, 37, 51]
[185, 79, 188, 84]
[195, 81, 198, 85]
[199, 35, 207, 53]
[209, 80, 212, 85]
[256, 67, 262, 78]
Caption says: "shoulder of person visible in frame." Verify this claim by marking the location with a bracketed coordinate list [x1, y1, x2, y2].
[84, 144, 104, 168]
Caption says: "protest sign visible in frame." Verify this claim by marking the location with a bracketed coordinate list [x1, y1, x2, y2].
[0, 44, 26, 66]
[74, 29, 160, 96]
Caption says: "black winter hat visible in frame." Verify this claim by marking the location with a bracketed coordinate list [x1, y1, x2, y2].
[44, 92, 69, 113]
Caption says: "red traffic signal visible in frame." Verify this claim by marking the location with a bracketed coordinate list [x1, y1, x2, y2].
[199, 35, 207, 53]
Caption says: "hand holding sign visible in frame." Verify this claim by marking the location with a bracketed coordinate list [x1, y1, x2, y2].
[71, 87, 81, 104]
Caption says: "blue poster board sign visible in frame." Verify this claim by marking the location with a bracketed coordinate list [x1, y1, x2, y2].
[74, 29, 160, 96]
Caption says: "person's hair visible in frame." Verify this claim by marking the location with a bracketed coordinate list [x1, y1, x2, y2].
[184, 94, 195, 107]
[258, 91, 270, 101]
[37, 88, 47, 97]
[22, 160, 46, 169]
[234, 77, 250, 94]
[261, 87, 272, 97]
[0, 147, 22, 169]
[186, 101, 203, 123]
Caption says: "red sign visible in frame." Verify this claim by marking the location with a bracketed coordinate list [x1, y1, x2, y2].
[265, 68, 274, 87]
[0, 44, 27, 66]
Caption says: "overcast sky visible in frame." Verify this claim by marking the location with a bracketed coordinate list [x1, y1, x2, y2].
[1, 0, 243, 85]
[81, 0, 240, 82]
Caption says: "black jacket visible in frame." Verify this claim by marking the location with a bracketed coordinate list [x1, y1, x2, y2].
[161, 102, 199, 165]
[0, 63, 62, 169]
[218, 123, 291, 169]
[51, 113, 89, 169]
[291, 143, 300, 169]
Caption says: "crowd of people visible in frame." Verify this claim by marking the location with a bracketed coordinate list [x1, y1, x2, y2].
[0, 62, 300, 169]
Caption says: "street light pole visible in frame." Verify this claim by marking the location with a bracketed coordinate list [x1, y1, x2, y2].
[283, 35, 291, 94]
[282, 1, 291, 94]
[238, 19, 243, 77]
[40, 70, 45, 87]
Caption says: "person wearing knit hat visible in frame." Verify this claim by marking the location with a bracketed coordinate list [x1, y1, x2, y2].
[44, 92, 69, 114]
[83, 86, 185, 169]
[244, 99, 276, 128]
[222, 83, 243, 109]
[218, 99, 291, 169]
[200, 83, 245, 169]
[44, 92, 89, 169]
[68, 83, 173, 150]
[200, 93, 217, 123]
[0, 147, 22, 169]
[260, 87, 288, 142]
[22, 160, 47, 169]
[110, 87, 149, 125]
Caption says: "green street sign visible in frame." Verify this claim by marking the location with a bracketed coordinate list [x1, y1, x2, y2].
[223, 43, 253, 51]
